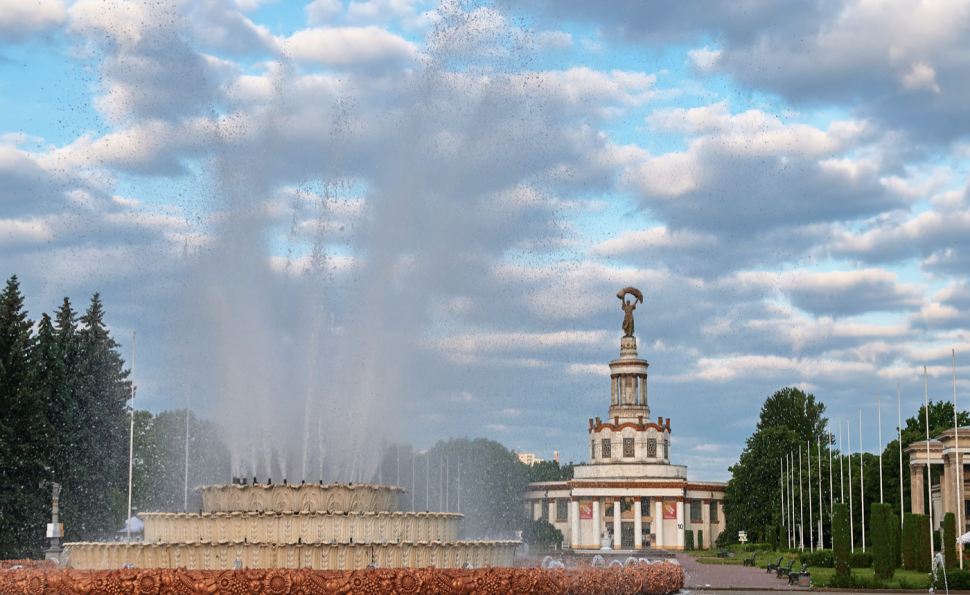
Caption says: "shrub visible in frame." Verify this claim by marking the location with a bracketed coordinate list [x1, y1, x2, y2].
[849, 551, 873, 568]
[727, 542, 773, 553]
[936, 568, 970, 591]
[698, 529, 704, 550]
[915, 514, 932, 573]
[715, 529, 732, 548]
[766, 525, 776, 551]
[833, 503, 851, 580]
[944, 512, 957, 569]
[871, 503, 894, 579]
[935, 529, 942, 552]
[685, 530, 694, 551]
[903, 513, 916, 570]
[520, 518, 563, 550]
[890, 511, 902, 569]
[799, 549, 834, 568]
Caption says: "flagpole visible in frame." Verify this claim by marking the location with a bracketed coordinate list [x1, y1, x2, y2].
[860, 408, 866, 552]
[800, 444, 805, 551]
[849, 415, 855, 552]
[127, 331, 135, 542]
[899, 383, 904, 529]
[782, 457, 788, 548]
[954, 349, 962, 569]
[809, 440, 815, 551]
[818, 438, 824, 549]
[840, 419, 845, 505]
[879, 395, 884, 504]
[829, 424, 834, 548]
[926, 365, 934, 562]
[792, 452, 797, 549]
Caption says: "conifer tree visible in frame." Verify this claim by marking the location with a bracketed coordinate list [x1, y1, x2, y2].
[49, 297, 84, 541]
[0, 275, 52, 558]
[71, 293, 131, 539]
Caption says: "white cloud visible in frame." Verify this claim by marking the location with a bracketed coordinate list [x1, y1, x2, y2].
[687, 46, 721, 73]
[901, 61, 941, 93]
[0, 0, 65, 40]
[285, 26, 416, 66]
[306, 0, 343, 24]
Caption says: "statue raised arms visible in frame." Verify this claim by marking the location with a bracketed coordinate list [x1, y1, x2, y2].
[616, 287, 644, 337]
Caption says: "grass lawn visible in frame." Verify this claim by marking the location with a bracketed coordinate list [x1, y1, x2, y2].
[808, 567, 932, 589]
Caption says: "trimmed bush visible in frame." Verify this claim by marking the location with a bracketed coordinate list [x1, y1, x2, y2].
[915, 514, 932, 573]
[800, 549, 834, 568]
[903, 513, 916, 570]
[936, 568, 970, 590]
[945, 512, 957, 569]
[871, 503, 894, 579]
[685, 529, 694, 551]
[727, 542, 774, 553]
[890, 511, 902, 569]
[935, 529, 942, 552]
[698, 529, 704, 550]
[833, 503, 851, 580]
[521, 518, 563, 550]
[849, 551, 873, 568]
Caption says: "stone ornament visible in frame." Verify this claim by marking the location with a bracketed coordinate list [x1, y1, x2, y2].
[201, 484, 406, 514]
[0, 561, 685, 595]
[616, 288, 643, 338]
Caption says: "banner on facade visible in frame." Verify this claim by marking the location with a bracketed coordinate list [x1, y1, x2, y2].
[580, 502, 593, 519]
[662, 502, 677, 519]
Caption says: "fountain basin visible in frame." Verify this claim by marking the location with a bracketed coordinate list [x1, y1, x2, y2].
[63, 540, 519, 570]
[200, 484, 406, 514]
[140, 511, 460, 544]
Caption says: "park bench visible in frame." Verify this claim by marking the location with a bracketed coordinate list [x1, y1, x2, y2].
[742, 552, 757, 567]
[716, 548, 729, 558]
[776, 558, 795, 578]
[787, 563, 809, 586]
[766, 556, 783, 573]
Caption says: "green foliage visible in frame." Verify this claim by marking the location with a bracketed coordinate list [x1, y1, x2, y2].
[715, 528, 732, 548]
[944, 512, 957, 569]
[849, 551, 873, 568]
[520, 518, 562, 550]
[756, 387, 829, 445]
[685, 530, 694, 551]
[890, 511, 902, 569]
[934, 529, 941, 552]
[871, 503, 894, 579]
[526, 460, 574, 483]
[936, 568, 970, 590]
[800, 549, 835, 568]
[833, 503, 851, 578]
[698, 529, 704, 550]
[914, 514, 932, 573]
[903, 513, 916, 570]
[765, 525, 776, 551]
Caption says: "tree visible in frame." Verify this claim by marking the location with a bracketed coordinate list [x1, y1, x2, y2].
[944, 512, 957, 569]
[521, 518, 562, 551]
[527, 460, 574, 483]
[915, 514, 932, 573]
[871, 503, 894, 579]
[68, 293, 131, 540]
[0, 276, 53, 559]
[723, 425, 801, 543]
[903, 513, 915, 570]
[756, 387, 828, 445]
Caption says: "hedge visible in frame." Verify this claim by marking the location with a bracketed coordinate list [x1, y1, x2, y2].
[945, 512, 957, 569]
[903, 513, 916, 570]
[871, 503, 894, 579]
[915, 513, 932, 573]
[685, 530, 694, 551]
[849, 551, 873, 568]
[936, 568, 970, 591]
[833, 503, 851, 582]
[727, 543, 774, 553]
[890, 511, 902, 569]
[800, 549, 834, 568]
[698, 530, 704, 550]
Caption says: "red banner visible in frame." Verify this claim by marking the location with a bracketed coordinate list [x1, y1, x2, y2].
[579, 502, 593, 519]
[662, 502, 677, 519]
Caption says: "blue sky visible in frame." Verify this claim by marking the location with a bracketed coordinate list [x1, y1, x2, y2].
[4, 0, 970, 483]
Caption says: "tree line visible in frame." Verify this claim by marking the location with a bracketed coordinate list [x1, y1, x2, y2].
[0, 275, 230, 559]
[721, 385, 970, 549]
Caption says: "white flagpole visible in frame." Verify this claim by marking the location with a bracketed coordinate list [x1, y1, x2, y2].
[829, 424, 835, 547]
[926, 365, 934, 561]
[184, 395, 190, 512]
[791, 452, 797, 548]
[127, 331, 135, 542]
[899, 383, 904, 529]
[849, 415, 855, 552]
[861, 408, 866, 552]
[840, 419, 845, 505]
[818, 439, 824, 549]
[809, 439, 815, 551]
[879, 395, 884, 504]
[782, 457, 788, 548]
[954, 349, 962, 569]
[800, 444, 805, 551]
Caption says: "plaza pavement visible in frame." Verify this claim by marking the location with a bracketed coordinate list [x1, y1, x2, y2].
[677, 553, 801, 591]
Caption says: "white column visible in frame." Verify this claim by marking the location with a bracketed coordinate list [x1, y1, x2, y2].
[570, 500, 580, 549]
[611, 376, 618, 406]
[533, 500, 542, 521]
[592, 499, 601, 549]
[702, 499, 711, 550]
[655, 500, 664, 548]
[634, 497, 643, 549]
[676, 500, 685, 549]
[548, 499, 556, 525]
[613, 500, 622, 549]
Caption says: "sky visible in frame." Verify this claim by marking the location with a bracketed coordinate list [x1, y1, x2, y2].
[3, 0, 970, 483]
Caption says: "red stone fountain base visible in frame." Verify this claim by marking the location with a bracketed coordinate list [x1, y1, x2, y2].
[0, 562, 684, 595]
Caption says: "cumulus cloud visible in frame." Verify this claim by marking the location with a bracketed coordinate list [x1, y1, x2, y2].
[0, 0, 65, 40]
[285, 26, 416, 67]
[780, 269, 925, 317]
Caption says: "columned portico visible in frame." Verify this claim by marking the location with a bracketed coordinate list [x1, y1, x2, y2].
[906, 430, 970, 532]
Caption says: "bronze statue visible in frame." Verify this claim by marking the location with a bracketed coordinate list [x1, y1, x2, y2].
[616, 287, 644, 337]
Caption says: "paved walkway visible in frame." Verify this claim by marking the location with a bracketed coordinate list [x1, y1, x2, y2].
[677, 554, 801, 591]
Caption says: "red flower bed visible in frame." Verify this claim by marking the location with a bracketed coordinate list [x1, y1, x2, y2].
[0, 562, 683, 595]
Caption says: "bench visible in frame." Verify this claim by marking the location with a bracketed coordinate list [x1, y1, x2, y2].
[788, 563, 809, 586]
[766, 556, 783, 573]
[716, 548, 729, 558]
[776, 558, 795, 578]
[742, 552, 757, 567]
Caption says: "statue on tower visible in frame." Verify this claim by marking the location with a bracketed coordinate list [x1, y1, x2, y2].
[616, 287, 644, 337]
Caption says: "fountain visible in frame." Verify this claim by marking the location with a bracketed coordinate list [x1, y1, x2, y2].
[63, 482, 518, 570]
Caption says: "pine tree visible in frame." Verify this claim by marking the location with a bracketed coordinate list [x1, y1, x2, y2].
[0, 275, 53, 558]
[71, 293, 131, 540]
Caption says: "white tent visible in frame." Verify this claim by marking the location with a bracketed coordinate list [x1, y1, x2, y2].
[117, 516, 144, 533]
[959, 530, 970, 543]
